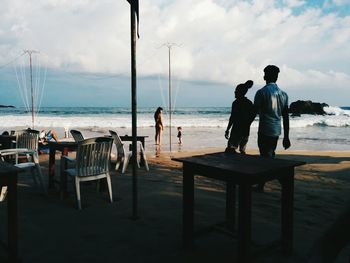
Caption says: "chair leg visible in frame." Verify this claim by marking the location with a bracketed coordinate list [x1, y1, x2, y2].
[106, 175, 113, 203]
[0, 186, 8, 202]
[75, 177, 82, 210]
[35, 164, 47, 195]
[115, 160, 121, 171]
[122, 154, 131, 173]
[33, 153, 47, 195]
[31, 168, 39, 187]
[142, 151, 149, 172]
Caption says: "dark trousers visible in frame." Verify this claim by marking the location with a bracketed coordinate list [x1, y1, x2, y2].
[257, 133, 279, 158]
[256, 133, 279, 190]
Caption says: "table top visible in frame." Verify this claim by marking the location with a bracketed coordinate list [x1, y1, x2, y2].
[48, 141, 78, 152]
[119, 135, 148, 139]
[173, 152, 305, 183]
[48, 141, 77, 146]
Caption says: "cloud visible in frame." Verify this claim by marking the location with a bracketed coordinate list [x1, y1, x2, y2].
[0, 0, 349, 96]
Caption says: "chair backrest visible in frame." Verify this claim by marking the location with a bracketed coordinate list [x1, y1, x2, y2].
[70, 130, 84, 142]
[109, 130, 125, 158]
[76, 137, 113, 177]
[15, 129, 40, 151]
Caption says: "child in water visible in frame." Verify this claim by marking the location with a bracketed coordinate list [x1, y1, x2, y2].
[177, 126, 182, 144]
[225, 80, 256, 154]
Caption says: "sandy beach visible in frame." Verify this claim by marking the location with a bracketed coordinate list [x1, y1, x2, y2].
[1, 147, 350, 263]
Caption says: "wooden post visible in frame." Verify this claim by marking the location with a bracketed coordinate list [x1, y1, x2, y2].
[130, 2, 138, 219]
[168, 46, 172, 153]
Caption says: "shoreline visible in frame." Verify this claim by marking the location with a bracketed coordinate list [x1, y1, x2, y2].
[2, 125, 350, 152]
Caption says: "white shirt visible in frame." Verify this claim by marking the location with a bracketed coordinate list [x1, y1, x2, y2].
[254, 83, 288, 137]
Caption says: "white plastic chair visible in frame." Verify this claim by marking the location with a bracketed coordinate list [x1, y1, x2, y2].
[70, 129, 84, 142]
[61, 137, 114, 210]
[0, 129, 46, 194]
[109, 130, 149, 173]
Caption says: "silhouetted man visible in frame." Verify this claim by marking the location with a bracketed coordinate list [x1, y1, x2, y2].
[254, 65, 291, 191]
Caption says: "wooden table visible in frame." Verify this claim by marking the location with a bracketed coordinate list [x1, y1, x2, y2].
[0, 135, 16, 150]
[48, 136, 148, 189]
[119, 135, 148, 150]
[173, 152, 305, 263]
[0, 161, 20, 263]
[48, 141, 78, 189]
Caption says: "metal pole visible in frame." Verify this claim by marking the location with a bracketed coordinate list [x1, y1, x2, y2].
[168, 46, 172, 153]
[29, 52, 34, 129]
[130, 2, 138, 219]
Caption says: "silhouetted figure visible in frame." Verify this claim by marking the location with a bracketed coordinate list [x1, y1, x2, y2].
[177, 126, 182, 144]
[254, 65, 290, 191]
[154, 107, 164, 145]
[225, 80, 255, 154]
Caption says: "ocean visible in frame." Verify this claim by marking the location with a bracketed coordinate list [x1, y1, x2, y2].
[1, 106, 350, 152]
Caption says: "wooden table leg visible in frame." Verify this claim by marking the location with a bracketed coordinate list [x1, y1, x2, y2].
[8, 171, 18, 263]
[48, 146, 56, 189]
[226, 182, 236, 232]
[60, 148, 69, 199]
[183, 163, 194, 249]
[238, 183, 252, 263]
[281, 168, 294, 254]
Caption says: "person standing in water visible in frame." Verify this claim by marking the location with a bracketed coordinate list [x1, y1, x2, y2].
[154, 107, 164, 145]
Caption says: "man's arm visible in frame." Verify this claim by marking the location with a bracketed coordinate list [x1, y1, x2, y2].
[225, 103, 235, 139]
[282, 104, 291, 150]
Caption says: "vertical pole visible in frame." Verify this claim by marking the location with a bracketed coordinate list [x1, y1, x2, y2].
[130, 3, 138, 219]
[29, 52, 34, 129]
[168, 46, 172, 153]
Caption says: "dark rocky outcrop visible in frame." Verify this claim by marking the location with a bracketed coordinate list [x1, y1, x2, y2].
[0, 105, 15, 108]
[289, 100, 328, 116]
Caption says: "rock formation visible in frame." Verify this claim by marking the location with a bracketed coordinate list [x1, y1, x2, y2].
[289, 100, 328, 115]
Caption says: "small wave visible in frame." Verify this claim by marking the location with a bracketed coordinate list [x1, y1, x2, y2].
[324, 106, 350, 116]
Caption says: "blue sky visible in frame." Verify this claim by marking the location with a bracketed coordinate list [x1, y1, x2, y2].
[0, 0, 349, 107]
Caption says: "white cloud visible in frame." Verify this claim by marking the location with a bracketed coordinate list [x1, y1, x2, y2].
[332, 0, 348, 6]
[0, 0, 349, 95]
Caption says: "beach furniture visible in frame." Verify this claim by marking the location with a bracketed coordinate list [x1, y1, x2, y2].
[0, 134, 16, 150]
[109, 130, 149, 173]
[173, 152, 305, 263]
[70, 129, 84, 142]
[60, 137, 114, 210]
[0, 129, 46, 194]
[0, 161, 19, 262]
[48, 141, 78, 190]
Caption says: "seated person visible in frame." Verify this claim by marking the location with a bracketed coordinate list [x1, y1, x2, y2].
[39, 130, 59, 154]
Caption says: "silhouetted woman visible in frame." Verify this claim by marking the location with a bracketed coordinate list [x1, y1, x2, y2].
[154, 107, 164, 145]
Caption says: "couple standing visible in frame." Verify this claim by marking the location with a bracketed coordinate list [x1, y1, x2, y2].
[225, 65, 291, 191]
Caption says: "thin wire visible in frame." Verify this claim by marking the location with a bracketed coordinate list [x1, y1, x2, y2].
[20, 60, 30, 111]
[158, 74, 167, 114]
[0, 52, 26, 70]
[13, 63, 28, 111]
[173, 75, 181, 112]
[37, 64, 47, 115]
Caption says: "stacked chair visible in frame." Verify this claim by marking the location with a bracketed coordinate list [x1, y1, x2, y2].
[109, 130, 149, 173]
[0, 129, 46, 194]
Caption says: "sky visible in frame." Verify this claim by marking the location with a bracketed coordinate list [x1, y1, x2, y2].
[0, 0, 349, 107]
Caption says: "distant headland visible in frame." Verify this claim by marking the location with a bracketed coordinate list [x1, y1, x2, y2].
[0, 105, 15, 108]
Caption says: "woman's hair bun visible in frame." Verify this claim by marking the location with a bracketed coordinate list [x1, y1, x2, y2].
[244, 80, 254, 89]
